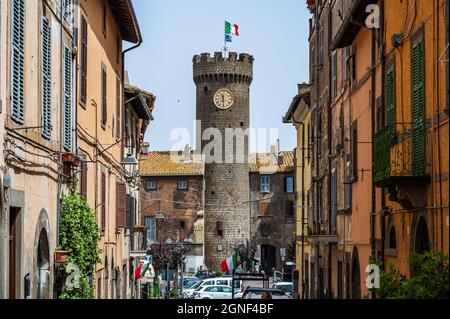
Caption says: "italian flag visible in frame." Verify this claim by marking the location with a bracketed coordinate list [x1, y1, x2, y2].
[220, 253, 239, 272]
[135, 262, 150, 280]
[225, 21, 239, 36]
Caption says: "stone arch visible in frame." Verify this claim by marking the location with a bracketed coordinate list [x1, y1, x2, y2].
[33, 209, 51, 299]
[351, 246, 361, 299]
[412, 215, 431, 254]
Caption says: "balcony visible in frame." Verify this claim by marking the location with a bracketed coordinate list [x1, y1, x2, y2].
[308, 221, 338, 244]
[331, 0, 378, 50]
[373, 123, 430, 209]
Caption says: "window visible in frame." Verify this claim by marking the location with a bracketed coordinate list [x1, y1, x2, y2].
[145, 217, 157, 244]
[286, 200, 295, 221]
[101, 64, 107, 127]
[261, 176, 270, 193]
[216, 280, 228, 286]
[350, 120, 358, 180]
[318, 25, 324, 66]
[222, 286, 232, 293]
[285, 176, 294, 193]
[344, 160, 352, 210]
[331, 166, 337, 233]
[216, 221, 223, 237]
[146, 181, 156, 191]
[11, 0, 25, 124]
[63, 0, 74, 24]
[385, 62, 396, 137]
[41, 16, 52, 139]
[116, 182, 126, 228]
[80, 160, 87, 198]
[307, 123, 311, 162]
[343, 46, 350, 84]
[411, 32, 425, 176]
[101, 172, 106, 232]
[63, 45, 72, 151]
[179, 220, 186, 230]
[80, 15, 88, 106]
[331, 50, 337, 99]
[388, 225, 397, 249]
[178, 180, 188, 190]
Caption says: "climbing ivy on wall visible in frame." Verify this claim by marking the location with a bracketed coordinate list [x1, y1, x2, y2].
[57, 191, 101, 299]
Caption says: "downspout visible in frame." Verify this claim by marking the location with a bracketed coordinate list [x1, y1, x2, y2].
[380, 0, 386, 273]
[370, 26, 377, 300]
[327, 5, 332, 299]
[446, 0, 450, 255]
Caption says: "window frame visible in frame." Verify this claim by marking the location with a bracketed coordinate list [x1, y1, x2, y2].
[177, 180, 189, 190]
[146, 181, 157, 191]
[260, 175, 271, 193]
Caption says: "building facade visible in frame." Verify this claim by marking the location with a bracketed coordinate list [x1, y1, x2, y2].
[74, 0, 143, 299]
[193, 52, 254, 270]
[1, 0, 76, 299]
[373, 0, 448, 277]
[249, 150, 296, 274]
[283, 83, 313, 298]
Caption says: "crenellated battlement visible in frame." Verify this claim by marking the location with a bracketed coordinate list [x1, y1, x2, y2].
[193, 52, 254, 85]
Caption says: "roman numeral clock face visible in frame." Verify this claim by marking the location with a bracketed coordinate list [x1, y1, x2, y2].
[213, 88, 234, 110]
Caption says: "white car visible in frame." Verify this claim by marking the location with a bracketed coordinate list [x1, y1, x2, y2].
[272, 282, 293, 296]
[182, 277, 242, 299]
[193, 285, 233, 299]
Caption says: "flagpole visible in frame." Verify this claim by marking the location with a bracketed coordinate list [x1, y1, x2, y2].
[224, 20, 227, 58]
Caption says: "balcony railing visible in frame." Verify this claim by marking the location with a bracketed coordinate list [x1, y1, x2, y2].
[373, 123, 428, 187]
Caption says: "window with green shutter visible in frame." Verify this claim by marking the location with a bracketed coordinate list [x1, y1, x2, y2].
[63, 45, 72, 151]
[411, 36, 425, 176]
[10, 0, 25, 124]
[385, 63, 396, 141]
[41, 17, 51, 139]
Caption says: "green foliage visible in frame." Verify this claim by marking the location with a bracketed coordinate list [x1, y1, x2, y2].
[58, 192, 101, 299]
[170, 290, 179, 299]
[372, 251, 449, 299]
[214, 271, 223, 277]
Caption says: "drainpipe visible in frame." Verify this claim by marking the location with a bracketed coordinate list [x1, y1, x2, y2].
[380, 0, 386, 272]
[327, 5, 333, 299]
[446, 0, 450, 255]
[289, 116, 306, 299]
[370, 13, 377, 270]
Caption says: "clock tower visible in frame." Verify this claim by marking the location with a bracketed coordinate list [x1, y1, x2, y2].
[193, 52, 254, 270]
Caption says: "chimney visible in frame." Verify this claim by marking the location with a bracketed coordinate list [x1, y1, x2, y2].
[124, 71, 131, 86]
[183, 144, 191, 162]
[270, 144, 278, 166]
[141, 142, 149, 155]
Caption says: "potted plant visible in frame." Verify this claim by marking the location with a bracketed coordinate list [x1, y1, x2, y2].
[54, 250, 69, 264]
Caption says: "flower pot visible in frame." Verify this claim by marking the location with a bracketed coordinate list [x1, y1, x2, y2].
[54, 250, 69, 264]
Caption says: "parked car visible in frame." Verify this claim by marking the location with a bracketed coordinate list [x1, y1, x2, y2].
[193, 285, 233, 299]
[241, 287, 292, 299]
[181, 276, 200, 288]
[272, 282, 293, 296]
[195, 269, 215, 280]
[182, 277, 242, 299]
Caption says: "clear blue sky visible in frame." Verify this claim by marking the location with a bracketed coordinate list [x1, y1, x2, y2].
[126, 0, 310, 152]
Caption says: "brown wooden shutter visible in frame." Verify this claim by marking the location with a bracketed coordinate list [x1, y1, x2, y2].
[101, 172, 106, 231]
[80, 16, 88, 105]
[102, 65, 107, 126]
[80, 160, 88, 198]
[116, 182, 126, 228]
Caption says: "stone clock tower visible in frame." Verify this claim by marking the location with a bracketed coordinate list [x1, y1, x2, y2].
[193, 52, 254, 270]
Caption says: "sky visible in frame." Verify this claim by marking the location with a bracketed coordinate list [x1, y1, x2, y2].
[125, 0, 311, 152]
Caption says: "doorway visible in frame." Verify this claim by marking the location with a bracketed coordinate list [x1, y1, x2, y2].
[36, 229, 50, 299]
[261, 244, 276, 275]
[351, 248, 361, 299]
[9, 207, 20, 299]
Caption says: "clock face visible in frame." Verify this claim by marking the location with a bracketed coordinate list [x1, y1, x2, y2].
[213, 89, 234, 109]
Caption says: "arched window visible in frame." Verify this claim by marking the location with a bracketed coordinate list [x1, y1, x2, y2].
[414, 217, 430, 254]
[388, 225, 397, 249]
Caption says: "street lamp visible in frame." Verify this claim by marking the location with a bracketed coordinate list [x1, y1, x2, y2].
[121, 152, 138, 184]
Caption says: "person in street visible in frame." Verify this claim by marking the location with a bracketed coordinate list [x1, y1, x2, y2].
[261, 292, 272, 299]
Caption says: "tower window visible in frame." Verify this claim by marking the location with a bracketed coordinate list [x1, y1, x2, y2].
[146, 181, 157, 191]
[216, 222, 223, 237]
[179, 220, 186, 230]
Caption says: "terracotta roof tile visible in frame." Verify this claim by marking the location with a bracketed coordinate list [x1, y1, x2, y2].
[139, 150, 294, 176]
[139, 151, 204, 176]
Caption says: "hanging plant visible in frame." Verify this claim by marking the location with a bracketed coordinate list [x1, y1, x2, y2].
[56, 191, 101, 299]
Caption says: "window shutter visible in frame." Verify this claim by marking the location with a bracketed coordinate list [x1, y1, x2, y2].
[102, 66, 107, 126]
[126, 195, 134, 228]
[63, 46, 72, 151]
[330, 167, 337, 233]
[101, 172, 106, 231]
[116, 182, 126, 228]
[11, 0, 25, 124]
[80, 16, 88, 105]
[41, 16, 52, 139]
[385, 65, 396, 141]
[411, 38, 425, 176]
[63, 0, 74, 24]
[80, 160, 87, 198]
